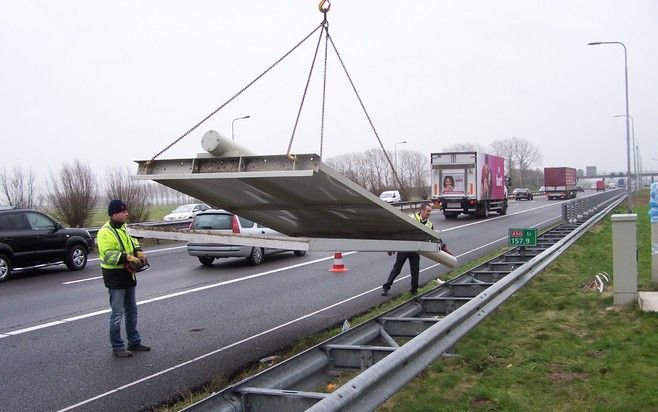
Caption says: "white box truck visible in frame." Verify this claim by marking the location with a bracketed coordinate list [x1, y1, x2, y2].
[431, 151, 509, 219]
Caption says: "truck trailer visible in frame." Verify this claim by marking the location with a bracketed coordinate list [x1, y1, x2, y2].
[431, 151, 509, 219]
[544, 167, 577, 200]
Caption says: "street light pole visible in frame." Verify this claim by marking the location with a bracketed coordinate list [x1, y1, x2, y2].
[588, 41, 632, 212]
[613, 114, 638, 192]
[231, 115, 251, 141]
[394, 140, 407, 172]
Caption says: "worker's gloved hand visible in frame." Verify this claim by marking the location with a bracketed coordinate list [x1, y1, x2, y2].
[125, 255, 143, 273]
[136, 251, 148, 265]
[440, 243, 453, 256]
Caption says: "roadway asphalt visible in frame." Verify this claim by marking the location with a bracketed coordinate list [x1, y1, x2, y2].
[0, 194, 591, 412]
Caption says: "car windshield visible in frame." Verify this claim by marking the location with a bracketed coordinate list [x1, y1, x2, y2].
[380, 192, 394, 198]
[173, 204, 196, 213]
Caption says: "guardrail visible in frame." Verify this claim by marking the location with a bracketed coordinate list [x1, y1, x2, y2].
[180, 191, 626, 412]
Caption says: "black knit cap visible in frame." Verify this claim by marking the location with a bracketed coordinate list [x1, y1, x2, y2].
[108, 199, 127, 216]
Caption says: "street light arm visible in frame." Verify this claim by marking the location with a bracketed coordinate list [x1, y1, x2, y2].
[231, 115, 252, 140]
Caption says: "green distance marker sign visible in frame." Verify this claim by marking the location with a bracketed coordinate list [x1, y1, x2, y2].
[508, 228, 537, 247]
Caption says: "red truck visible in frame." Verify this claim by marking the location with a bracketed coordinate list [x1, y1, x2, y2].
[596, 180, 606, 191]
[544, 167, 577, 200]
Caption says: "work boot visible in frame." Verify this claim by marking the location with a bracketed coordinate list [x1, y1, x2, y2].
[381, 287, 389, 296]
[113, 349, 133, 358]
[128, 343, 151, 352]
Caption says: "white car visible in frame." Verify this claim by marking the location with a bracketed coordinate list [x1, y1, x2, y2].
[163, 203, 210, 221]
[186, 209, 306, 266]
[379, 190, 402, 203]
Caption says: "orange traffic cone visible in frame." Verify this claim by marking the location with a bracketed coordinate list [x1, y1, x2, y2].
[329, 252, 348, 272]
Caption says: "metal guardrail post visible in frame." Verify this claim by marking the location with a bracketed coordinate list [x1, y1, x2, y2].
[562, 203, 568, 223]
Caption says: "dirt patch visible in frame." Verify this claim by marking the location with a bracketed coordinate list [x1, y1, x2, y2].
[470, 395, 493, 409]
[587, 351, 605, 358]
[548, 363, 590, 383]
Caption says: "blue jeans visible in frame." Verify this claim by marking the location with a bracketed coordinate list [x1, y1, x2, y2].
[108, 287, 141, 351]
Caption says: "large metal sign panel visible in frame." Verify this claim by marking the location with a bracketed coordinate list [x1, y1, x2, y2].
[134, 153, 440, 243]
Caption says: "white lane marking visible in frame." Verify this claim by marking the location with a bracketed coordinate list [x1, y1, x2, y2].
[2, 253, 355, 339]
[63, 245, 188, 284]
[55, 215, 563, 411]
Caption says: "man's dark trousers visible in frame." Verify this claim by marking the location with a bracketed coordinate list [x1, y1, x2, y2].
[383, 252, 420, 293]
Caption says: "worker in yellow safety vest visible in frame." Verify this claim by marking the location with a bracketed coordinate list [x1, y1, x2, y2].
[97, 199, 151, 358]
[381, 201, 451, 296]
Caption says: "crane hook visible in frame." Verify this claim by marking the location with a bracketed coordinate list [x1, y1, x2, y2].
[318, 0, 331, 14]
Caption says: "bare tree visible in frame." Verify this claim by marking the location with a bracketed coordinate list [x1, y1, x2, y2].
[104, 166, 152, 223]
[0, 166, 40, 208]
[398, 150, 430, 199]
[47, 159, 98, 227]
[326, 148, 428, 198]
[491, 138, 516, 182]
[511, 137, 542, 186]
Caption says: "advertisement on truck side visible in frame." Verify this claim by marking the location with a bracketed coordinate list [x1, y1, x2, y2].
[437, 169, 466, 195]
[477, 153, 505, 200]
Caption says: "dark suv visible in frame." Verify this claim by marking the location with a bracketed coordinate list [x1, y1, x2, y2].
[0, 208, 94, 281]
[515, 188, 533, 201]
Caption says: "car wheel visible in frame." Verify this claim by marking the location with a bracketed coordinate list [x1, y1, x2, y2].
[247, 247, 264, 265]
[293, 250, 306, 257]
[0, 254, 12, 282]
[65, 244, 88, 271]
[198, 256, 215, 267]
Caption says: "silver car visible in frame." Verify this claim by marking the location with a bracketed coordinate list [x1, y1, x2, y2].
[186, 209, 306, 266]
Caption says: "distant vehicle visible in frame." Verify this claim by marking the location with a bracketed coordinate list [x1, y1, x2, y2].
[515, 188, 533, 201]
[608, 182, 617, 189]
[512, 188, 521, 196]
[186, 209, 306, 267]
[576, 186, 584, 192]
[0, 208, 94, 281]
[590, 183, 597, 190]
[596, 181, 606, 192]
[430, 151, 510, 219]
[379, 190, 402, 204]
[544, 167, 577, 200]
[538, 186, 545, 194]
[163, 203, 210, 221]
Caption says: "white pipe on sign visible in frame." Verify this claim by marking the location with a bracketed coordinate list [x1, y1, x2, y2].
[201, 130, 254, 157]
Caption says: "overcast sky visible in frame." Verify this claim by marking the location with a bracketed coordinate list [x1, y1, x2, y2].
[1, 0, 657, 183]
